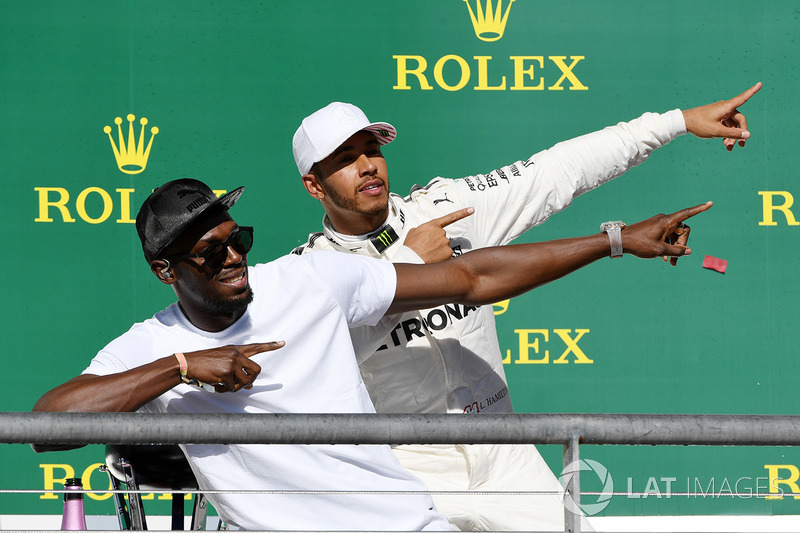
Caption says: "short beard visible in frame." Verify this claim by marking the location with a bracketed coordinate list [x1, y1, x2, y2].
[320, 178, 389, 219]
[202, 287, 254, 316]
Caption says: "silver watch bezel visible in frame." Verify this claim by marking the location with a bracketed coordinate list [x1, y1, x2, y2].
[600, 220, 626, 258]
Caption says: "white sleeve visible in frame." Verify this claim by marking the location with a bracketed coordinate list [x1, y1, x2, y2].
[83, 350, 128, 376]
[448, 109, 687, 246]
[348, 313, 404, 364]
[82, 322, 158, 376]
[391, 245, 425, 264]
[301, 252, 397, 327]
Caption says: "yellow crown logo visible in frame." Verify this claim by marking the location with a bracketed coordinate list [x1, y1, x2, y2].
[463, 0, 515, 42]
[103, 114, 159, 175]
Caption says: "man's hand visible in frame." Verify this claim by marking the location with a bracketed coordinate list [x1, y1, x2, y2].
[622, 201, 713, 264]
[184, 341, 284, 393]
[404, 207, 474, 263]
[683, 82, 762, 151]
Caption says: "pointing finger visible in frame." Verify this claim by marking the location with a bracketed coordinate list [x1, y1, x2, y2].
[240, 341, 286, 358]
[429, 207, 475, 228]
[669, 201, 713, 225]
[728, 82, 762, 108]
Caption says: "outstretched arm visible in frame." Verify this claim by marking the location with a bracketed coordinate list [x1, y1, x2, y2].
[388, 202, 712, 314]
[435, 84, 759, 249]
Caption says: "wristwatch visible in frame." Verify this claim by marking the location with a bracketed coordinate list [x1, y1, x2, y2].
[600, 221, 626, 258]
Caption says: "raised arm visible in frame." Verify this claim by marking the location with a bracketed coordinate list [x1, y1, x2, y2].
[388, 202, 712, 314]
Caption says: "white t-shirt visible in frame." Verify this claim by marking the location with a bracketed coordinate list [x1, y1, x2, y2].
[85, 252, 449, 531]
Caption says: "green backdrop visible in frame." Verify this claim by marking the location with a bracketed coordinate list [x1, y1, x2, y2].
[3, 0, 799, 521]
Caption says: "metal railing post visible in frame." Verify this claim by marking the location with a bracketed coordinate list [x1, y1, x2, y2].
[563, 434, 581, 533]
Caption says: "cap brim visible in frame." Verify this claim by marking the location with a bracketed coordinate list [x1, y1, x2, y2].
[219, 186, 244, 208]
[312, 122, 397, 171]
[363, 122, 397, 146]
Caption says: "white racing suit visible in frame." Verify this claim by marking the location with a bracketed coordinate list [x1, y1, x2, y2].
[292, 110, 687, 531]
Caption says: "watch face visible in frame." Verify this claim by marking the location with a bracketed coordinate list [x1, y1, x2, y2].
[600, 221, 625, 232]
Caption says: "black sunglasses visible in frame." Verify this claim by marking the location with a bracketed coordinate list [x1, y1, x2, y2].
[165, 226, 254, 270]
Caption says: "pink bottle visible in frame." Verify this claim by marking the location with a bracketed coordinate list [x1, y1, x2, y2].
[60, 478, 87, 530]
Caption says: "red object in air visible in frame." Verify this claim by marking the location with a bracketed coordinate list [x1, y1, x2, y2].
[702, 255, 728, 274]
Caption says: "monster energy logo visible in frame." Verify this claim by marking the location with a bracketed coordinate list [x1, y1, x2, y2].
[370, 226, 400, 253]
[376, 231, 392, 246]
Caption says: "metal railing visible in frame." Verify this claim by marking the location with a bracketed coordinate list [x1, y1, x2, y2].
[6, 412, 800, 533]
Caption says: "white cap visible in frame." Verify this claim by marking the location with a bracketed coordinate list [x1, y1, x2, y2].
[292, 102, 397, 175]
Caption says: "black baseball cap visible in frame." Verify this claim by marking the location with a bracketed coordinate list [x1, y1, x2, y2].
[136, 178, 244, 263]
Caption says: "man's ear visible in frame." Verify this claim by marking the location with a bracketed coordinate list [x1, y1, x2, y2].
[150, 259, 177, 284]
[302, 173, 325, 200]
